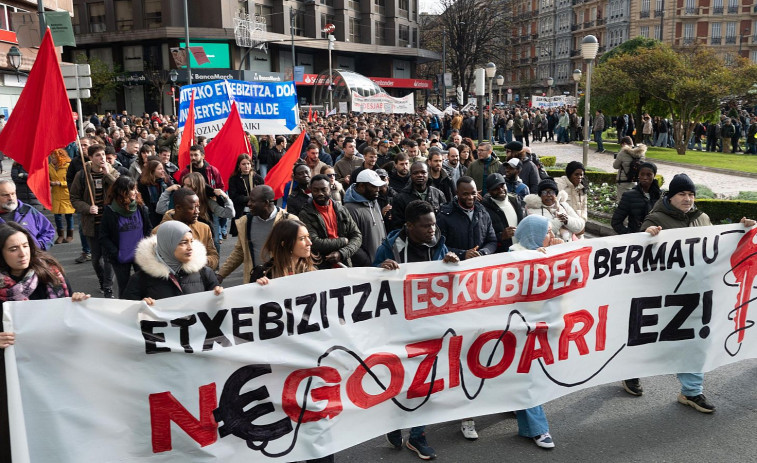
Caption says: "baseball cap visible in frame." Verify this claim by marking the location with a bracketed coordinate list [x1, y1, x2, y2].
[507, 158, 521, 168]
[356, 169, 387, 186]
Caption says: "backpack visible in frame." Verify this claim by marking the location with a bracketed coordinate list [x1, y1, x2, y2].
[531, 153, 550, 180]
[626, 157, 643, 182]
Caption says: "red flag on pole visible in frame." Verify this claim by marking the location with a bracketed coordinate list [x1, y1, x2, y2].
[266, 130, 307, 200]
[0, 28, 77, 210]
[175, 91, 196, 182]
[204, 101, 251, 184]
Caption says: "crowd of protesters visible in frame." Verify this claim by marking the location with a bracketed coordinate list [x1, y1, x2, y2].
[0, 105, 755, 463]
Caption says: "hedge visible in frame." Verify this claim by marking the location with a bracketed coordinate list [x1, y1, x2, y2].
[692, 199, 757, 224]
[544, 169, 665, 186]
[496, 155, 556, 166]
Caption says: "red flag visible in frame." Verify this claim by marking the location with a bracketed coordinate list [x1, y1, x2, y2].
[175, 91, 196, 182]
[267, 130, 307, 200]
[0, 28, 77, 210]
[204, 101, 251, 185]
[307, 105, 313, 123]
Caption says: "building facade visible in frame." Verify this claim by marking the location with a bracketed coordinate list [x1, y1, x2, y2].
[508, 0, 757, 102]
[68, 0, 437, 115]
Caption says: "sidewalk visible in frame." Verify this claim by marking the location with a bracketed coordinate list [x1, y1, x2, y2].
[528, 140, 757, 196]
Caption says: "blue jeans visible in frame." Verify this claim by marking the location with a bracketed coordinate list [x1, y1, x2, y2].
[558, 127, 569, 143]
[594, 131, 604, 151]
[677, 372, 704, 396]
[505, 129, 513, 143]
[498, 127, 505, 143]
[77, 213, 90, 253]
[656, 133, 668, 147]
[516, 405, 549, 438]
[54, 213, 74, 230]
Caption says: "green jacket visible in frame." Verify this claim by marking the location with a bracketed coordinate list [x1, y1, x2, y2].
[298, 199, 363, 268]
[640, 197, 712, 231]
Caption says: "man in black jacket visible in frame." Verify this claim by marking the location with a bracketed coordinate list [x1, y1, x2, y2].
[436, 176, 498, 259]
[427, 148, 455, 202]
[388, 162, 447, 231]
[480, 173, 524, 253]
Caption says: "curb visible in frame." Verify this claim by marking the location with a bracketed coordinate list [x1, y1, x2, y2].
[603, 149, 757, 180]
[586, 219, 616, 237]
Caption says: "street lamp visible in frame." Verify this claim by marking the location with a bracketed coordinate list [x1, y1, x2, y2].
[572, 69, 582, 104]
[581, 35, 599, 167]
[496, 74, 504, 104]
[547, 76, 554, 97]
[169, 69, 179, 117]
[486, 62, 496, 142]
[475, 67, 485, 143]
[7, 46, 21, 74]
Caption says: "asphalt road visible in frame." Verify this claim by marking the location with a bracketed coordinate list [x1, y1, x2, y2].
[45, 224, 757, 463]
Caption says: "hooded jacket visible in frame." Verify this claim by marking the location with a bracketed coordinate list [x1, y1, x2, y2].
[123, 235, 217, 300]
[613, 144, 647, 183]
[388, 182, 447, 231]
[436, 199, 498, 259]
[343, 186, 387, 267]
[373, 227, 448, 265]
[0, 200, 55, 250]
[554, 175, 588, 221]
[640, 197, 712, 230]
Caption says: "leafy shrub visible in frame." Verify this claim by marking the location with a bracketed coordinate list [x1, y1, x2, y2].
[695, 199, 757, 224]
[694, 184, 716, 199]
[735, 191, 757, 201]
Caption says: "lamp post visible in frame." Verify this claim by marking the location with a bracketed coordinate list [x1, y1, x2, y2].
[547, 76, 554, 98]
[581, 35, 599, 168]
[442, 28, 447, 108]
[486, 62, 496, 142]
[169, 69, 179, 117]
[496, 74, 504, 104]
[7, 46, 21, 74]
[475, 67, 485, 143]
[572, 69, 582, 104]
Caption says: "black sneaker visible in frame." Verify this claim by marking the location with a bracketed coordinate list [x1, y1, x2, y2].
[622, 378, 643, 396]
[406, 433, 436, 460]
[103, 289, 114, 299]
[678, 393, 715, 413]
[385, 430, 403, 449]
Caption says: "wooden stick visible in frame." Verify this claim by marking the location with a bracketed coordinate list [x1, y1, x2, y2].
[83, 162, 96, 207]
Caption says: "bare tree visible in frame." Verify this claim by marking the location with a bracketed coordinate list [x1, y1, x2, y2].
[143, 61, 171, 113]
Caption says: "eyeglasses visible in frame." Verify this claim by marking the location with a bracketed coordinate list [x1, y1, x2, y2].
[540, 190, 556, 196]
[326, 173, 336, 178]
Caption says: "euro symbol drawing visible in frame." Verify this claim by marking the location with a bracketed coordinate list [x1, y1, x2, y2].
[213, 364, 293, 451]
[730, 227, 757, 345]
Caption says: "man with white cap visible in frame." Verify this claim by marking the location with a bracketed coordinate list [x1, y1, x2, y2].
[343, 169, 388, 267]
[502, 157, 530, 206]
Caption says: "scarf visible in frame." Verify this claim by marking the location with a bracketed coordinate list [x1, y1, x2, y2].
[0, 267, 69, 301]
[155, 221, 191, 275]
[112, 200, 137, 217]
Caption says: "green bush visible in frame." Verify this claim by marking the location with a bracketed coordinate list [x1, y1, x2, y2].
[694, 184, 716, 199]
[695, 199, 757, 223]
[735, 191, 757, 201]
[540, 155, 556, 167]
[545, 169, 665, 186]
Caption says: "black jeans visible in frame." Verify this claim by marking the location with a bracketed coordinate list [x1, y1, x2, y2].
[88, 233, 113, 291]
[112, 262, 136, 299]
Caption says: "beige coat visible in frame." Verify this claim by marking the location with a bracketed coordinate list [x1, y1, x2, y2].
[555, 176, 587, 221]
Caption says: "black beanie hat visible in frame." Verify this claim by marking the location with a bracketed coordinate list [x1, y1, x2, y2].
[565, 161, 585, 178]
[639, 161, 657, 174]
[666, 173, 696, 197]
[505, 141, 524, 152]
[537, 178, 559, 195]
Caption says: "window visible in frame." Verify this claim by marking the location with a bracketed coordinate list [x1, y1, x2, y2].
[713, 0, 723, 13]
[653, 24, 661, 39]
[89, 2, 106, 32]
[71, 9, 79, 34]
[375, 21, 384, 44]
[727, 0, 738, 13]
[640, 25, 649, 37]
[292, 9, 305, 37]
[726, 21, 736, 42]
[655, 0, 663, 11]
[684, 23, 694, 38]
[143, 0, 161, 29]
[398, 24, 409, 46]
[641, 0, 650, 12]
[349, 17, 361, 42]
[254, 4, 274, 32]
[724, 53, 734, 65]
[399, 0, 409, 12]
[712, 22, 722, 37]
[374, 0, 386, 14]
[0, 5, 7, 31]
[321, 13, 335, 38]
[115, 0, 133, 31]
[751, 50, 757, 63]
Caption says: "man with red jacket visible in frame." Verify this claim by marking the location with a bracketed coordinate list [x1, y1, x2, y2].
[175, 144, 225, 189]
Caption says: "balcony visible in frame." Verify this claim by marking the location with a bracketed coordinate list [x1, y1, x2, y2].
[520, 58, 530, 64]
[532, 33, 539, 39]
[683, 37, 695, 45]
[713, 6, 724, 13]
[532, 57, 538, 63]
[711, 36, 722, 44]
[725, 35, 737, 44]
[684, 7, 700, 14]
[727, 5, 739, 13]
[598, 45, 606, 52]
[584, 20, 595, 27]
[570, 49, 580, 56]
[653, 9, 664, 17]
[596, 18, 605, 25]
[571, 23, 580, 30]
[753, 35, 757, 43]
[640, 10, 650, 18]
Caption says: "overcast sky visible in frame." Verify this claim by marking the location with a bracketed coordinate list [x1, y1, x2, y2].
[420, 0, 437, 13]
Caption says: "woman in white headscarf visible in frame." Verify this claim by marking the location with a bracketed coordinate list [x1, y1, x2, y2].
[123, 220, 222, 304]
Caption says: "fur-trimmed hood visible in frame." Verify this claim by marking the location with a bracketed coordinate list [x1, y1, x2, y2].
[618, 144, 647, 159]
[523, 191, 568, 209]
[134, 235, 208, 279]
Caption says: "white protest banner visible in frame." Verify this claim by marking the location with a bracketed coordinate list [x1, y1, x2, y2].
[177, 79, 300, 138]
[426, 102, 443, 116]
[351, 91, 415, 114]
[531, 95, 568, 109]
[5, 225, 757, 462]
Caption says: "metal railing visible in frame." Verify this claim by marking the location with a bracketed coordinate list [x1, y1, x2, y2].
[727, 5, 739, 13]
[640, 10, 650, 18]
[684, 7, 699, 14]
[653, 9, 664, 17]
[713, 6, 724, 13]
[725, 35, 737, 44]
[711, 36, 722, 44]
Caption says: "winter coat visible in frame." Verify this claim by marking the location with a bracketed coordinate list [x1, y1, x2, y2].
[613, 144, 647, 183]
[555, 175, 588, 221]
[218, 209, 296, 284]
[176, 161, 225, 190]
[227, 172, 265, 220]
[99, 203, 152, 264]
[297, 199, 362, 268]
[388, 183, 447, 231]
[592, 114, 605, 132]
[137, 180, 168, 227]
[69, 164, 119, 237]
[429, 168, 456, 203]
[0, 200, 55, 250]
[49, 161, 75, 214]
[373, 227, 449, 265]
[155, 211, 219, 270]
[436, 200, 498, 259]
[123, 235, 217, 301]
[11, 164, 41, 210]
[480, 193, 524, 253]
[343, 186, 387, 267]
[388, 169, 410, 192]
[611, 181, 662, 234]
[467, 155, 503, 192]
[517, 156, 541, 194]
[640, 197, 712, 231]
[524, 192, 585, 240]
[442, 160, 467, 184]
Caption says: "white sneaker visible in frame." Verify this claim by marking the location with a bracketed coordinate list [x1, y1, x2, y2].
[533, 432, 555, 449]
[460, 419, 478, 440]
